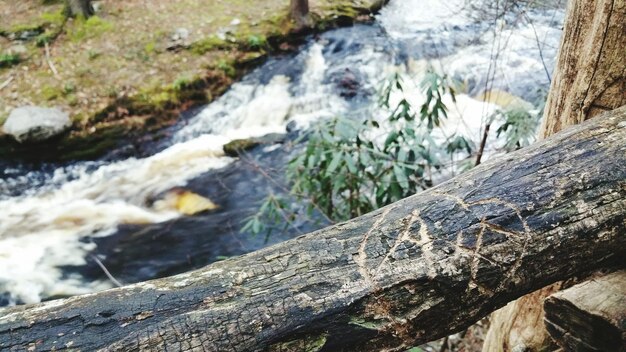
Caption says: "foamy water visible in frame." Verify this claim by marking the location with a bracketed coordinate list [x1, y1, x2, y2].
[0, 0, 564, 304]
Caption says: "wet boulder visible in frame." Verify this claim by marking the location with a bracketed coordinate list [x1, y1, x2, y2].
[2, 106, 71, 143]
[337, 68, 360, 98]
[223, 138, 260, 157]
[151, 187, 220, 216]
[223, 133, 285, 157]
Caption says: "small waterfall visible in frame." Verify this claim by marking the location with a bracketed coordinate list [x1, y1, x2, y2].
[0, 0, 565, 305]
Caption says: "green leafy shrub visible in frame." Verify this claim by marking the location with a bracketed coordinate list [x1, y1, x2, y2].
[173, 75, 192, 91]
[216, 60, 236, 77]
[496, 108, 540, 150]
[63, 82, 76, 95]
[241, 194, 292, 241]
[35, 33, 54, 46]
[0, 53, 21, 68]
[244, 68, 539, 236]
[246, 34, 268, 50]
[245, 69, 467, 234]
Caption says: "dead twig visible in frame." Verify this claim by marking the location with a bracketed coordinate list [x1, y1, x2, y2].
[0, 76, 13, 91]
[44, 42, 60, 79]
[90, 255, 123, 287]
[475, 122, 491, 166]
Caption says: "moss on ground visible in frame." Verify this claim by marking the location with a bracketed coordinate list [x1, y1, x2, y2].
[0, 0, 384, 162]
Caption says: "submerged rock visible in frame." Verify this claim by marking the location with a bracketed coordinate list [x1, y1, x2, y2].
[337, 68, 361, 98]
[2, 106, 71, 143]
[152, 188, 220, 216]
[475, 89, 534, 111]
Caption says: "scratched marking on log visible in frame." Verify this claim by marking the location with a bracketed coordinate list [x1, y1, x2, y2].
[374, 210, 436, 278]
[470, 198, 532, 290]
[368, 192, 532, 293]
[435, 194, 531, 291]
[356, 206, 394, 288]
[470, 219, 494, 294]
[376, 210, 420, 272]
[412, 211, 437, 279]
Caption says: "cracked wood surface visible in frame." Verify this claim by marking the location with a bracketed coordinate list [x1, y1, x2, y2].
[544, 270, 626, 351]
[1, 107, 626, 351]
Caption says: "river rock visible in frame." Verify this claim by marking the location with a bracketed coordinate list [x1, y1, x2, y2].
[151, 187, 220, 216]
[2, 106, 71, 143]
[223, 138, 260, 157]
[337, 68, 361, 98]
[223, 133, 285, 157]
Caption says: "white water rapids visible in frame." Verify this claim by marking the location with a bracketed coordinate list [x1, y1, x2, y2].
[0, 0, 564, 305]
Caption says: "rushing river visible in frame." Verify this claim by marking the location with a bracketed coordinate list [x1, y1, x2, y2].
[0, 0, 565, 305]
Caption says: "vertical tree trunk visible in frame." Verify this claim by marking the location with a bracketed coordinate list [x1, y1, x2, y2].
[539, 0, 626, 137]
[66, 0, 93, 18]
[483, 0, 626, 351]
[290, 0, 311, 30]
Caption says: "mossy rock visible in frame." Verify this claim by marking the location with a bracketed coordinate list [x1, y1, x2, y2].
[223, 138, 260, 157]
[0, 123, 127, 162]
[57, 124, 128, 160]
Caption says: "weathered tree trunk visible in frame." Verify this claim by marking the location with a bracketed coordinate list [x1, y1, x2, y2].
[483, 0, 626, 350]
[1, 108, 625, 351]
[544, 270, 626, 352]
[539, 0, 626, 137]
[290, 0, 311, 30]
[66, 0, 93, 18]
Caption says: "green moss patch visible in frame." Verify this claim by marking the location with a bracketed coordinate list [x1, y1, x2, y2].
[68, 16, 114, 42]
[0, 53, 21, 68]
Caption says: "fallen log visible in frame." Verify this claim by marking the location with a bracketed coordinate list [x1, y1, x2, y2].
[544, 270, 626, 352]
[1, 107, 625, 351]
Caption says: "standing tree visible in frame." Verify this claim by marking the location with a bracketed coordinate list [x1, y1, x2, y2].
[482, 0, 625, 350]
[66, 0, 93, 18]
[290, 0, 311, 29]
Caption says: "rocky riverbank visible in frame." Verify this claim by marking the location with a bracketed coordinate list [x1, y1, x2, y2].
[0, 0, 386, 162]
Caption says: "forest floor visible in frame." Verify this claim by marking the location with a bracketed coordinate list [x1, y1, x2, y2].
[0, 0, 382, 161]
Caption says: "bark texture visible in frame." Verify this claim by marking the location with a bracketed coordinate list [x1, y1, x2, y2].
[290, 0, 311, 30]
[481, 283, 563, 352]
[1, 109, 626, 351]
[544, 270, 626, 352]
[485, 1, 626, 349]
[66, 0, 93, 18]
[539, 0, 626, 137]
